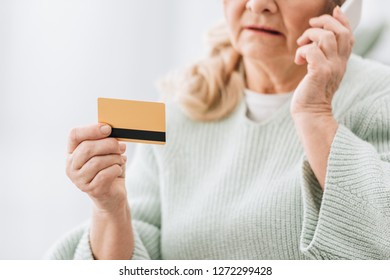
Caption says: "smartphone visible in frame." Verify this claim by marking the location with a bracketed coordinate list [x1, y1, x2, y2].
[340, 0, 363, 31]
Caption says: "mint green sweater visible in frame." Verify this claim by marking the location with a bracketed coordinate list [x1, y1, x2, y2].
[46, 55, 390, 260]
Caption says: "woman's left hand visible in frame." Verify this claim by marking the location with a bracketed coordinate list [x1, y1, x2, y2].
[291, 6, 354, 117]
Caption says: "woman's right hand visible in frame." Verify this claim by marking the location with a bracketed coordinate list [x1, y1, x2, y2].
[66, 123, 128, 214]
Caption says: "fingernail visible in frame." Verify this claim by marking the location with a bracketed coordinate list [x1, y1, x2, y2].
[119, 143, 126, 152]
[100, 125, 111, 135]
[122, 155, 127, 163]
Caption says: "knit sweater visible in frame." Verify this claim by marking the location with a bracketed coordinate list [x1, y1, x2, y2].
[46, 54, 390, 260]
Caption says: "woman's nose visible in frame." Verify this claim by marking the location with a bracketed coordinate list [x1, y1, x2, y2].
[246, 0, 278, 14]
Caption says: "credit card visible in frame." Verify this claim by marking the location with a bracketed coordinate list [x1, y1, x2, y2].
[98, 97, 166, 145]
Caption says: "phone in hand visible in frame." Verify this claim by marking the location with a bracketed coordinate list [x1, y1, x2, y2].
[340, 0, 363, 31]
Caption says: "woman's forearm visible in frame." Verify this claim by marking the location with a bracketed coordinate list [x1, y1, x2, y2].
[293, 113, 339, 191]
[90, 202, 134, 260]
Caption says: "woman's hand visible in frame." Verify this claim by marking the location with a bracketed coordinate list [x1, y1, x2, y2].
[66, 124, 135, 259]
[66, 123, 128, 214]
[290, 6, 354, 190]
[291, 6, 354, 117]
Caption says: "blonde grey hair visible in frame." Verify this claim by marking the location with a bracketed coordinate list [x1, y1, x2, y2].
[157, 21, 244, 122]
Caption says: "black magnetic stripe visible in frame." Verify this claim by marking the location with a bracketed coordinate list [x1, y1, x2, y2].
[110, 128, 166, 142]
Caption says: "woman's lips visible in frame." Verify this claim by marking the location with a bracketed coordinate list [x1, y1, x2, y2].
[245, 25, 283, 36]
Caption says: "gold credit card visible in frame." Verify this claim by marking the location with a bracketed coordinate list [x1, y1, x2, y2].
[98, 97, 166, 145]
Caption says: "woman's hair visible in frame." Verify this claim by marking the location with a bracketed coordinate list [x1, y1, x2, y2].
[157, 0, 345, 122]
[334, 0, 346, 6]
[157, 21, 244, 122]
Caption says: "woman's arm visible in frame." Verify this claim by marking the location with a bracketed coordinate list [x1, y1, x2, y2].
[299, 96, 390, 259]
[90, 202, 134, 260]
[292, 113, 339, 190]
[291, 7, 353, 190]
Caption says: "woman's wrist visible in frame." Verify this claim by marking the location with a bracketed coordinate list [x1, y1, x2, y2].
[90, 201, 134, 260]
[92, 201, 131, 222]
[90, 192, 129, 217]
[292, 111, 336, 129]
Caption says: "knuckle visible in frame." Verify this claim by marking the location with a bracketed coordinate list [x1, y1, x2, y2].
[67, 167, 80, 183]
[324, 31, 335, 41]
[303, 29, 312, 38]
[71, 155, 81, 171]
[65, 156, 73, 176]
[308, 44, 317, 53]
[73, 171, 85, 186]
[116, 164, 123, 174]
[80, 141, 94, 158]
[350, 38, 355, 47]
[85, 181, 95, 192]
[108, 138, 120, 149]
[80, 184, 93, 194]
[65, 165, 71, 178]
[340, 29, 349, 37]
[69, 127, 79, 144]
[116, 154, 124, 163]
[88, 188, 99, 198]
[98, 171, 110, 182]
[101, 138, 119, 153]
[113, 164, 122, 176]
[87, 157, 99, 170]
[72, 176, 85, 192]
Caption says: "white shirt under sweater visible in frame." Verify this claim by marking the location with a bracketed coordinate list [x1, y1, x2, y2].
[244, 88, 294, 123]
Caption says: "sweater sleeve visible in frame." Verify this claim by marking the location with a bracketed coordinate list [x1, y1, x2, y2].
[299, 96, 390, 260]
[44, 144, 162, 260]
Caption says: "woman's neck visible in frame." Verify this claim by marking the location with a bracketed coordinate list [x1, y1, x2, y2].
[243, 57, 307, 94]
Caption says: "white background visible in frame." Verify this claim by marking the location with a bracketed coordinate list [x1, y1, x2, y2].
[0, 0, 389, 259]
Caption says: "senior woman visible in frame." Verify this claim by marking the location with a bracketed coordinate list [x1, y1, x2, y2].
[47, 0, 390, 260]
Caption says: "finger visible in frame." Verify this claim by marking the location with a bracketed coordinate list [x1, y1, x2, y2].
[72, 138, 126, 170]
[68, 123, 112, 154]
[333, 6, 352, 31]
[309, 11, 353, 56]
[87, 164, 124, 197]
[78, 154, 126, 184]
[297, 28, 337, 59]
[305, 43, 328, 72]
[295, 42, 327, 68]
[295, 44, 311, 65]
[334, 5, 355, 52]
[65, 154, 74, 179]
[309, 13, 349, 31]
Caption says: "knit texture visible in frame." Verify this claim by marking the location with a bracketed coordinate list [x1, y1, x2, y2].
[45, 55, 390, 260]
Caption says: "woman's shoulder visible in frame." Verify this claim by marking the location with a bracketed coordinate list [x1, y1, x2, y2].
[335, 55, 390, 112]
[345, 54, 390, 91]
[334, 55, 390, 135]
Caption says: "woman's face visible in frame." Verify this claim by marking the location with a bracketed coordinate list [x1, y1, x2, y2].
[223, 0, 333, 62]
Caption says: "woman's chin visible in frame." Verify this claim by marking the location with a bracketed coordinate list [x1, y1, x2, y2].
[240, 46, 288, 62]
